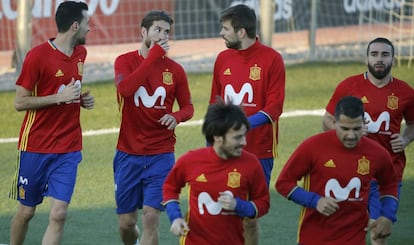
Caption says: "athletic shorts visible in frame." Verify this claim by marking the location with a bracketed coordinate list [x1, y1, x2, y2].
[259, 158, 274, 187]
[10, 151, 82, 207]
[113, 150, 174, 214]
[368, 180, 402, 219]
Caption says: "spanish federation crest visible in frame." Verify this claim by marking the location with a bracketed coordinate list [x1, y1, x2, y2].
[227, 169, 241, 188]
[19, 186, 26, 199]
[77, 61, 84, 76]
[357, 156, 370, 175]
[163, 71, 173, 85]
[387, 94, 398, 110]
[249, 65, 261, 81]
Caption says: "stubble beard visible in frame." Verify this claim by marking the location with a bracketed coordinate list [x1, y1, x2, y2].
[368, 63, 392, 80]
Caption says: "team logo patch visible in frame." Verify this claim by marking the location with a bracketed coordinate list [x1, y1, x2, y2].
[387, 94, 398, 110]
[19, 186, 26, 199]
[77, 61, 84, 76]
[227, 169, 241, 188]
[357, 156, 370, 175]
[163, 71, 173, 85]
[249, 65, 261, 81]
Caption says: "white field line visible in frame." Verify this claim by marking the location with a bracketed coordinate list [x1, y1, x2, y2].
[0, 109, 325, 144]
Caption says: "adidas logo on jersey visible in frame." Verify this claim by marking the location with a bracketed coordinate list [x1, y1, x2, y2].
[196, 174, 207, 182]
[223, 68, 231, 75]
[324, 159, 336, 168]
[55, 69, 64, 77]
[361, 96, 369, 103]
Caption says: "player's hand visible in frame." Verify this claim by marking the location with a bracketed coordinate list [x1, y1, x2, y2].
[366, 216, 392, 240]
[159, 114, 177, 130]
[80, 90, 94, 109]
[316, 197, 339, 216]
[390, 133, 408, 153]
[150, 39, 170, 53]
[218, 191, 236, 211]
[156, 39, 170, 53]
[170, 218, 189, 236]
[59, 78, 81, 104]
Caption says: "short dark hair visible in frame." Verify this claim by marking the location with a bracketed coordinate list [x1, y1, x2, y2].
[220, 4, 257, 39]
[367, 37, 395, 57]
[334, 96, 364, 120]
[55, 1, 88, 33]
[202, 99, 250, 145]
[141, 10, 173, 30]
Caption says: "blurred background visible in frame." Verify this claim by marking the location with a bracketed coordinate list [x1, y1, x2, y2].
[0, 0, 413, 90]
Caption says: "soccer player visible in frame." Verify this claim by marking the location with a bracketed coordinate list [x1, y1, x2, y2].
[163, 100, 270, 245]
[113, 10, 194, 245]
[322, 37, 414, 245]
[209, 4, 285, 244]
[9, 2, 93, 245]
[276, 96, 399, 245]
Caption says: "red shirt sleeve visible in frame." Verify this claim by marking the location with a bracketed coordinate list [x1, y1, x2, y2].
[115, 44, 166, 97]
[170, 65, 194, 123]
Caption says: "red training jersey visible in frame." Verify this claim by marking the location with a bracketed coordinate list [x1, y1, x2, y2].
[16, 39, 86, 153]
[163, 147, 270, 245]
[276, 130, 398, 245]
[114, 45, 194, 154]
[210, 39, 285, 159]
[325, 72, 414, 181]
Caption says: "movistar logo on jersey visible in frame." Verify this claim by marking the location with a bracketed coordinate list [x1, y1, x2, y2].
[134, 86, 166, 109]
[325, 177, 362, 202]
[197, 190, 236, 215]
[365, 111, 390, 134]
[224, 83, 255, 106]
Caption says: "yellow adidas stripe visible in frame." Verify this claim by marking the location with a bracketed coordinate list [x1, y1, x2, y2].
[20, 87, 38, 151]
[272, 120, 278, 158]
[296, 174, 311, 243]
[8, 150, 21, 200]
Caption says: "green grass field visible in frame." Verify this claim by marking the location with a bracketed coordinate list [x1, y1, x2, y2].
[0, 61, 413, 244]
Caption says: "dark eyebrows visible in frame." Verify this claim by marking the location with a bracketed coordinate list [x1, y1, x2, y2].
[369, 50, 391, 56]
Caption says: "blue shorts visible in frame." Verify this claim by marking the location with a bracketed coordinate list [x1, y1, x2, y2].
[10, 151, 82, 206]
[259, 158, 274, 187]
[368, 180, 402, 219]
[113, 150, 174, 214]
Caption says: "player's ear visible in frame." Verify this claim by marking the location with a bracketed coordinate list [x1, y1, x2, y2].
[72, 21, 80, 31]
[141, 27, 147, 39]
[237, 28, 246, 38]
[213, 135, 223, 145]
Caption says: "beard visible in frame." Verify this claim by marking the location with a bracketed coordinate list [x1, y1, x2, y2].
[76, 37, 86, 45]
[368, 63, 392, 79]
[74, 31, 86, 45]
[225, 39, 242, 50]
[220, 145, 243, 159]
